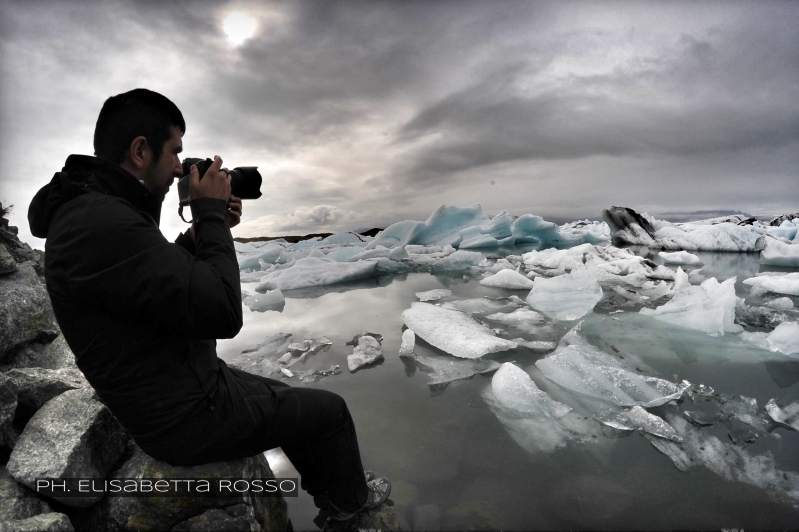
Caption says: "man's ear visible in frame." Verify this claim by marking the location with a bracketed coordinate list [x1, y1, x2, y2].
[125, 136, 152, 171]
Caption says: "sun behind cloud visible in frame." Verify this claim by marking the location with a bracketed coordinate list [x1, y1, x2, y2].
[223, 12, 257, 46]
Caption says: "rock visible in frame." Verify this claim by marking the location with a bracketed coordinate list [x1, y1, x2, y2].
[0, 512, 74, 532]
[323, 504, 402, 531]
[170, 508, 255, 531]
[6, 388, 129, 507]
[74, 447, 287, 532]
[347, 336, 384, 372]
[0, 263, 59, 365]
[0, 374, 18, 456]
[0, 465, 52, 521]
[0, 245, 16, 276]
[39, 335, 77, 370]
[5, 368, 89, 427]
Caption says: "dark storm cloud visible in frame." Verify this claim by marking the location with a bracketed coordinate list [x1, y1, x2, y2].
[393, 16, 799, 184]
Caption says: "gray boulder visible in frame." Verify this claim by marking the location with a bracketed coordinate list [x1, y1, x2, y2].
[7, 388, 129, 507]
[0, 512, 74, 532]
[0, 374, 18, 455]
[75, 447, 288, 532]
[0, 466, 52, 521]
[170, 508, 255, 531]
[324, 504, 402, 531]
[4, 368, 89, 426]
[0, 245, 16, 276]
[2, 336, 77, 372]
[0, 263, 59, 366]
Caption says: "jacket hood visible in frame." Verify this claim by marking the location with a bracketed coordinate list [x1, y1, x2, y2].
[28, 155, 164, 238]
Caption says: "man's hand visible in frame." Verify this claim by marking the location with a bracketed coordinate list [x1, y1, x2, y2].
[190, 155, 230, 201]
[225, 195, 242, 229]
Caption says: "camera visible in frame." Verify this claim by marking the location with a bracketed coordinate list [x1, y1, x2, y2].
[177, 158, 262, 207]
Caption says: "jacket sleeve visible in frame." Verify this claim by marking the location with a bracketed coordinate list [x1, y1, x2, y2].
[53, 195, 242, 339]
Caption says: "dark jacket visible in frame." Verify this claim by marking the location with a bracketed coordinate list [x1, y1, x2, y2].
[28, 155, 243, 439]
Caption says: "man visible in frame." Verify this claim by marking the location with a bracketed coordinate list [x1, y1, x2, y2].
[27, 88, 389, 524]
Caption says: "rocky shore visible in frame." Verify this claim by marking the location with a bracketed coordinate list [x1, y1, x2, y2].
[0, 204, 288, 532]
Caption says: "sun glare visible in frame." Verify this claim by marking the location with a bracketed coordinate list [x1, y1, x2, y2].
[223, 12, 257, 46]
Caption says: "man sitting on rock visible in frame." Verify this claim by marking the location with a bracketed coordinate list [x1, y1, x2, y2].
[27, 88, 390, 525]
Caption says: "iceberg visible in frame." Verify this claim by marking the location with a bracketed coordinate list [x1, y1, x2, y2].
[526, 269, 603, 320]
[743, 272, 799, 297]
[415, 289, 452, 302]
[640, 277, 742, 336]
[658, 251, 703, 266]
[594, 406, 683, 442]
[483, 363, 599, 454]
[431, 250, 483, 271]
[764, 297, 794, 310]
[441, 298, 518, 315]
[645, 411, 799, 507]
[479, 269, 535, 289]
[765, 397, 799, 431]
[760, 239, 799, 267]
[766, 321, 799, 357]
[401, 302, 517, 359]
[399, 328, 416, 356]
[255, 257, 378, 291]
[603, 206, 766, 251]
[401, 350, 500, 393]
[535, 342, 690, 408]
[347, 335, 384, 372]
[243, 289, 285, 312]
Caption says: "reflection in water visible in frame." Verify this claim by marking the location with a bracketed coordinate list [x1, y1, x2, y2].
[222, 248, 799, 530]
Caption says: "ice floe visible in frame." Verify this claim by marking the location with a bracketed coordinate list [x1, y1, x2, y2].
[658, 251, 702, 266]
[347, 335, 384, 372]
[526, 269, 603, 320]
[640, 276, 742, 336]
[255, 257, 378, 291]
[401, 302, 517, 359]
[535, 332, 690, 408]
[243, 289, 285, 312]
[645, 411, 799, 507]
[401, 349, 500, 394]
[483, 363, 600, 453]
[479, 269, 534, 289]
[743, 272, 799, 297]
[593, 406, 682, 442]
[415, 289, 452, 302]
[765, 397, 799, 431]
[760, 238, 799, 267]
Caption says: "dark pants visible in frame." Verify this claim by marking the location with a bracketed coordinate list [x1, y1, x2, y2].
[134, 364, 369, 512]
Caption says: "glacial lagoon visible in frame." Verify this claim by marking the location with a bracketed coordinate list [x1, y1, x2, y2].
[218, 245, 799, 531]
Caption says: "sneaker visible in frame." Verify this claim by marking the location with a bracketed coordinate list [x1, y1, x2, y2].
[327, 475, 392, 522]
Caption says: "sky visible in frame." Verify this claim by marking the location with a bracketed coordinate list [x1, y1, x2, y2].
[1, 0, 798, 249]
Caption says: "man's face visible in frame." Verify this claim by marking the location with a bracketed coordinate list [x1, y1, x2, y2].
[143, 125, 183, 200]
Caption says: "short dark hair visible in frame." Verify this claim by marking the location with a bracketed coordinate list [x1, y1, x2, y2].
[93, 89, 185, 164]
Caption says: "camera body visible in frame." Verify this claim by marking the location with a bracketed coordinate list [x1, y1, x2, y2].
[177, 158, 262, 207]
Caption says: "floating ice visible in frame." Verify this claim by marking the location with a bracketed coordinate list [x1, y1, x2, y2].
[325, 246, 365, 262]
[765, 397, 799, 431]
[399, 329, 416, 356]
[594, 406, 683, 442]
[640, 277, 742, 336]
[243, 289, 285, 312]
[483, 363, 599, 454]
[347, 335, 384, 372]
[229, 333, 292, 375]
[511, 339, 558, 352]
[485, 308, 546, 325]
[603, 206, 766, 251]
[658, 251, 703, 266]
[526, 269, 603, 320]
[401, 302, 517, 359]
[431, 250, 483, 271]
[743, 272, 799, 297]
[298, 365, 342, 384]
[415, 289, 452, 302]
[479, 269, 535, 289]
[645, 411, 799, 507]
[240, 332, 292, 355]
[760, 238, 799, 267]
[536, 342, 690, 408]
[283, 336, 333, 366]
[401, 350, 500, 393]
[764, 297, 794, 310]
[766, 321, 799, 357]
[255, 257, 378, 291]
[345, 332, 383, 346]
[441, 298, 517, 315]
